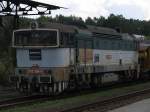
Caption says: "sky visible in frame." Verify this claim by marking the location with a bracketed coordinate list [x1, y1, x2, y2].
[35, 0, 150, 20]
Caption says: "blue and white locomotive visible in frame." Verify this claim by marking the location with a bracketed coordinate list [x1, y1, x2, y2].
[10, 23, 139, 94]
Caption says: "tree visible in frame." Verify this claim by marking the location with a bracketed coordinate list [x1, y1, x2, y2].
[0, 17, 14, 84]
[85, 17, 96, 25]
[96, 16, 106, 26]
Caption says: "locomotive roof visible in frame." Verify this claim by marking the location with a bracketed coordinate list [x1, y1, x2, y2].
[39, 23, 77, 33]
[39, 23, 120, 35]
[87, 25, 119, 35]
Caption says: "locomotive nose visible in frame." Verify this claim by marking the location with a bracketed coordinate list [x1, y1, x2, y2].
[27, 64, 42, 75]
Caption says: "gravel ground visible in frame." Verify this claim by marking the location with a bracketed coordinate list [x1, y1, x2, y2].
[109, 98, 150, 112]
[79, 90, 150, 112]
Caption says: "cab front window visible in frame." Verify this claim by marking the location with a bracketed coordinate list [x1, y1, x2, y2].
[13, 29, 58, 47]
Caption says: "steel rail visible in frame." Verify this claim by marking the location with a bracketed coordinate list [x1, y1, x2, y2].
[61, 88, 150, 112]
[0, 95, 50, 110]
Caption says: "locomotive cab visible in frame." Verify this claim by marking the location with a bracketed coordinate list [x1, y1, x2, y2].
[11, 26, 76, 94]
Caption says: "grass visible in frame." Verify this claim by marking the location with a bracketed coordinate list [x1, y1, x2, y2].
[1, 81, 150, 112]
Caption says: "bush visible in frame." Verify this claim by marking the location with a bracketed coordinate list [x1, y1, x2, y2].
[0, 63, 8, 84]
[0, 51, 14, 85]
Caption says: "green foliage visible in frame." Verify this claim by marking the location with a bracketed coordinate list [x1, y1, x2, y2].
[0, 17, 14, 84]
[37, 16, 52, 23]
[0, 17, 13, 51]
[145, 35, 150, 40]
[86, 17, 96, 25]
[0, 51, 13, 85]
[19, 17, 33, 28]
[37, 15, 87, 28]
[34, 14, 150, 36]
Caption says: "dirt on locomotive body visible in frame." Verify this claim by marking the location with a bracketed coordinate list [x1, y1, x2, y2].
[10, 22, 150, 95]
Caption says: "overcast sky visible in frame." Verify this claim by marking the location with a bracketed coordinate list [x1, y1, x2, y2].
[36, 0, 150, 20]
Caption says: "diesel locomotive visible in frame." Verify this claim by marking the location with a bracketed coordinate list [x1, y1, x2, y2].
[10, 23, 140, 94]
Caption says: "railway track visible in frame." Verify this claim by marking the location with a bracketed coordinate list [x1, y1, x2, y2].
[0, 95, 50, 110]
[61, 88, 150, 112]
[0, 80, 150, 111]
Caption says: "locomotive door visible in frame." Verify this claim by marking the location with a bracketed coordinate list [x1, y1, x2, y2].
[78, 39, 93, 66]
[85, 40, 93, 66]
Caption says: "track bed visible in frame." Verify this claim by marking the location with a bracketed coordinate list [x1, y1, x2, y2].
[0, 81, 150, 112]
